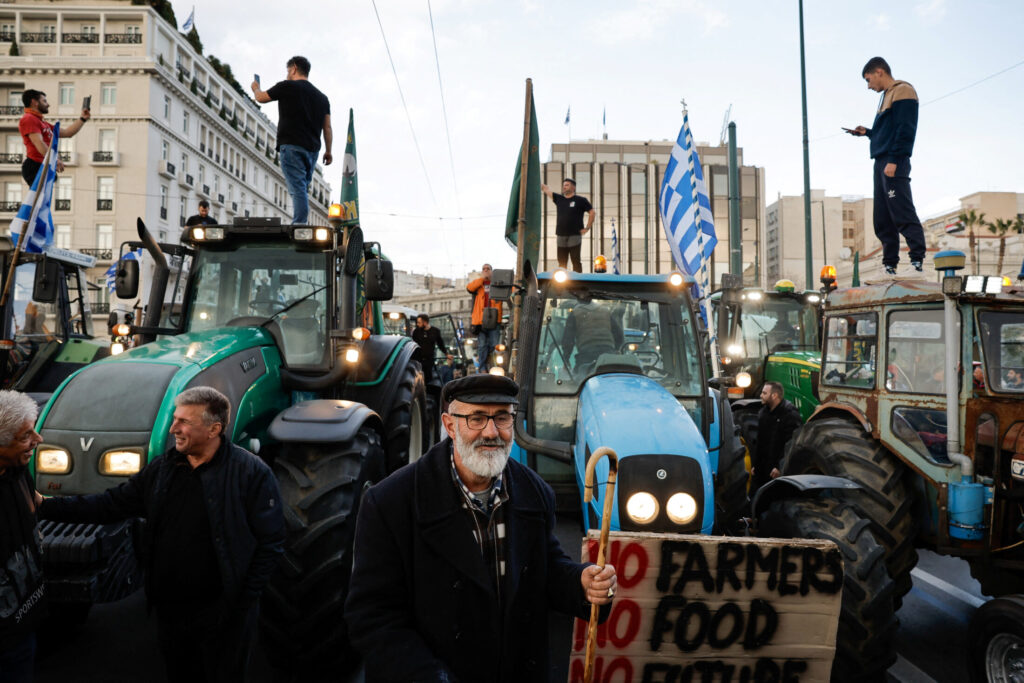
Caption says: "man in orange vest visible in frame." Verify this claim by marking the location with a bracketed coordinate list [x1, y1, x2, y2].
[466, 264, 502, 372]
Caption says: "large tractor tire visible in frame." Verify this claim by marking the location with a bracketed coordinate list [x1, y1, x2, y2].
[733, 403, 761, 462]
[759, 497, 898, 681]
[384, 361, 429, 473]
[785, 417, 918, 607]
[260, 425, 386, 679]
[967, 594, 1024, 683]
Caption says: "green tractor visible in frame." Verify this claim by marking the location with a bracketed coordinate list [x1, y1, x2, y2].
[32, 216, 430, 674]
[765, 252, 1024, 679]
[1, 239, 109, 401]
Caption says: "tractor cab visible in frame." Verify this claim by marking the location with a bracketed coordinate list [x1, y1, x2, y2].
[496, 269, 745, 535]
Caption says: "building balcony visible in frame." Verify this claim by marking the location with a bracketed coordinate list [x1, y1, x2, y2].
[55, 199, 71, 211]
[198, 184, 210, 198]
[80, 248, 113, 262]
[90, 301, 111, 314]
[97, 198, 113, 211]
[21, 33, 56, 44]
[229, 201, 238, 213]
[105, 33, 142, 44]
[0, 201, 20, 213]
[92, 150, 119, 166]
[157, 159, 176, 179]
[178, 172, 194, 189]
[62, 33, 99, 44]
[0, 32, 14, 42]
[0, 106, 21, 116]
[159, 207, 167, 220]
[59, 151, 77, 166]
[215, 193, 225, 205]
[0, 152, 22, 165]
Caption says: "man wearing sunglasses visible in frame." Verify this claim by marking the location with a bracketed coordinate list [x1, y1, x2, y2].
[346, 374, 616, 682]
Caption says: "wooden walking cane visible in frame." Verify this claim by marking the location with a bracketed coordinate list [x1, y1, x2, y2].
[582, 446, 618, 683]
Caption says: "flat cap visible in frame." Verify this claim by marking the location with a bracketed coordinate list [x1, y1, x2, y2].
[442, 374, 519, 406]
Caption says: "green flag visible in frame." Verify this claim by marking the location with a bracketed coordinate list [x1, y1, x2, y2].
[852, 250, 860, 286]
[504, 96, 541, 271]
[340, 108, 358, 225]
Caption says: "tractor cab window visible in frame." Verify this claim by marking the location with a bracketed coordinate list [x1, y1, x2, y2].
[978, 310, 1024, 393]
[433, 315, 458, 361]
[10, 263, 63, 342]
[187, 243, 329, 366]
[731, 294, 820, 358]
[382, 312, 409, 335]
[535, 289, 703, 398]
[823, 313, 877, 388]
[885, 309, 955, 394]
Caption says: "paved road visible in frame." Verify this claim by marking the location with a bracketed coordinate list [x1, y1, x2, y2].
[34, 522, 988, 682]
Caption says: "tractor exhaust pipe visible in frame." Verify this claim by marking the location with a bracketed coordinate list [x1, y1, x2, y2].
[137, 218, 169, 343]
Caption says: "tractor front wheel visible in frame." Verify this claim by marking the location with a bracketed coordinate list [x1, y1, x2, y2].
[384, 361, 429, 472]
[759, 497, 898, 681]
[260, 425, 386, 678]
[967, 594, 1024, 683]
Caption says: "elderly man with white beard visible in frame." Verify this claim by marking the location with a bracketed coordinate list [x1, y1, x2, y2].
[346, 374, 616, 683]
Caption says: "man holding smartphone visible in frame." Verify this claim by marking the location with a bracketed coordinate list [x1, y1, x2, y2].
[250, 56, 332, 225]
[845, 57, 926, 276]
[18, 89, 90, 186]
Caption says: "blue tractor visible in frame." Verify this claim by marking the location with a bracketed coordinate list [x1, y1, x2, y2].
[491, 269, 748, 535]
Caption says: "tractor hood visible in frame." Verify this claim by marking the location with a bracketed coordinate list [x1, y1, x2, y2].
[575, 373, 714, 534]
[110, 326, 276, 366]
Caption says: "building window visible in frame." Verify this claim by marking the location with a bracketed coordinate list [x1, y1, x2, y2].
[7, 91, 22, 108]
[58, 138, 74, 154]
[161, 139, 169, 161]
[97, 225, 113, 250]
[5, 182, 20, 204]
[98, 129, 116, 152]
[59, 83, 75, 106]
[55, 177, 72, 210]
[160, 185, 168, 209]
[126, 25, 141, 36]
[181, 153, 189, 174]
[179, 196, 186, 221]
[183, 111, 190, 134]
[163, 95, 171, 119]
[101, 83, 116, 106]
[42, 26, 56, 39]
[55, 225, 71, 249]
[82, 25, 97, 36]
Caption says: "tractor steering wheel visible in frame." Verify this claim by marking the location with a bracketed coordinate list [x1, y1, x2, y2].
[248, 298, 288, 315]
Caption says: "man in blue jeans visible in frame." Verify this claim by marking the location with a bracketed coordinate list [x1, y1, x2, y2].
[251, 56, 332, 224]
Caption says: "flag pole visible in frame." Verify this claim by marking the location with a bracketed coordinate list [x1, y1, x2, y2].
[0, 140, 53, 307]
[511, 78, 533, 365]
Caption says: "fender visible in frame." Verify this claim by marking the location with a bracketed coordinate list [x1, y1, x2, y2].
[343, 336, 420, 424]
[751, 474, 862, 517]
[269, 400, 383, 444]
[807, 400, 873, 433]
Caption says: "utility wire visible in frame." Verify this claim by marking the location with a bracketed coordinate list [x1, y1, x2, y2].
[426, 0, 466, 269]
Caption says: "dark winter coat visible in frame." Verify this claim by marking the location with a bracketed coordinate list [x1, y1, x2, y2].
[39, 437, 285, 608]
[753, 399, 803, 490]
[345, 439, 603, 683]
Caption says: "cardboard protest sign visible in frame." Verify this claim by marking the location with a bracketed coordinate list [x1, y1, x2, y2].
[569, 532, 842, 683]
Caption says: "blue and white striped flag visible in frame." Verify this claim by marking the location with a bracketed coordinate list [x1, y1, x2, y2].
[564, 107, 570, 125]
[610, 218, 620, 275]
[105, 249, 143, 293]
[658, 113, 716, 278]
[182, 7, 195, 32]
[10, 122, 59, 254]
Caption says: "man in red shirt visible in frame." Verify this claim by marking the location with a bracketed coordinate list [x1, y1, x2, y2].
[19, 89, 90, 186]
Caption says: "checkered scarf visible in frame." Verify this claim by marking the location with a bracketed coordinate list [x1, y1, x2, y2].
[450, 446, 509, 600]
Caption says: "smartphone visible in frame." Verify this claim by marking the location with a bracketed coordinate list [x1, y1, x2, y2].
[254, 74, 260, 86]
[841, 127, 856, 134]
[83, 95, 91, 111]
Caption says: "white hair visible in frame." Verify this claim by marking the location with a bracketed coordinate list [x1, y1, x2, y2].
[0, 391, 39, 446]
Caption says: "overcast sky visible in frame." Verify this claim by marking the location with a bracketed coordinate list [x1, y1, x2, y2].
[191, 0, 1024, 278]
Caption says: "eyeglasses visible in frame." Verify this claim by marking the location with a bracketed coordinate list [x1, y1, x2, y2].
[450, 412, 515, 430]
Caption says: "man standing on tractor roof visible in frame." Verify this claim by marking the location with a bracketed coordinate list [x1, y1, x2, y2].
[251, 56, 332, 225]
[346, 374, 616, 683]
[38, 387, 285, 682]
[18, 89, 90, 187]
[185, 199, 217, 227]
[845, 56, 927, 276]
[467, 264, 502, 373]
[751, 381, 802, 494]
[542, 178, 595, 273]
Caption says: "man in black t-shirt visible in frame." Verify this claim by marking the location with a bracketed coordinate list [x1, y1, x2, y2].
[251, 56, 332, 224]
[411, 313, 450, 385]
[185, 199, 217, 228]
[541, 178, 595, 272]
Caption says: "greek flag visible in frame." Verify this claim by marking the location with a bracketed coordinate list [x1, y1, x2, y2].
[610, 218, 620, 275]
[658, 113, 716, 278]
[105, 249, 143, 293]
[182, 7, 195, 32]
[10, 122, 59, 254]
[564, 107, 570, 125]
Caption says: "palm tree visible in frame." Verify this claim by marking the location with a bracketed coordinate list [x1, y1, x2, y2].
[986, 218, 1013, 276]
[958, 209, 986, 272]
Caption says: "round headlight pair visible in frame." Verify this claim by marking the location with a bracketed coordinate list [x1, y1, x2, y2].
[625, 491, 698, 525]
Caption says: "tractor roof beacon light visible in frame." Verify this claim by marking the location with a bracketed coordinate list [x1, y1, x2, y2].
[819, 265, 837, 291]
[774, 279, 796, 293]
[593, 255, 607, 273]
[328, 203, 345, 226]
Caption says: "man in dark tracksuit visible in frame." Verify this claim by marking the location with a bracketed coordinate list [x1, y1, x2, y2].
[39, 387, 285, 683]
[751, 382, 803, 494]
[847, 56, 927, 275]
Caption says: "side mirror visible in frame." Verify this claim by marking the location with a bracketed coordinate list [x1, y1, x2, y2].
[115, 259, 140, 299]
[481, 307, 499, 331]
[32, 258, 60, 303]
[364, 258, 393, 301]
[489, 269, 515, 302]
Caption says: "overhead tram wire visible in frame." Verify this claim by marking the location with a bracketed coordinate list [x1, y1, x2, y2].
[810, 55, 1024, 143]
[427, 0, 466, 270]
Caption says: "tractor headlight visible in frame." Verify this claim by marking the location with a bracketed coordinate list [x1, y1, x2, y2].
[495, 354, 504, 365]
[37, 448, 71, 474]
[736, 372, 752, 388]
[666, 492, 698, 525]
[191, 227, 224, 241]
[746, 290, 763, 301]
[488, 366, 505, 376]
[344, 347, 360, 363]
[625, 492, 659, 524]
[110, 342, 125, 355]
[99, 449, 143, 476]
[726, 343, 743, 357]
[964, 275, 985, 293]
[806, 293, 821, 304]
[668, 272, 684, 287]
[314, 227, 330, 242]
[293, 227, 313, 241]
[553, 269, 568, 284]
